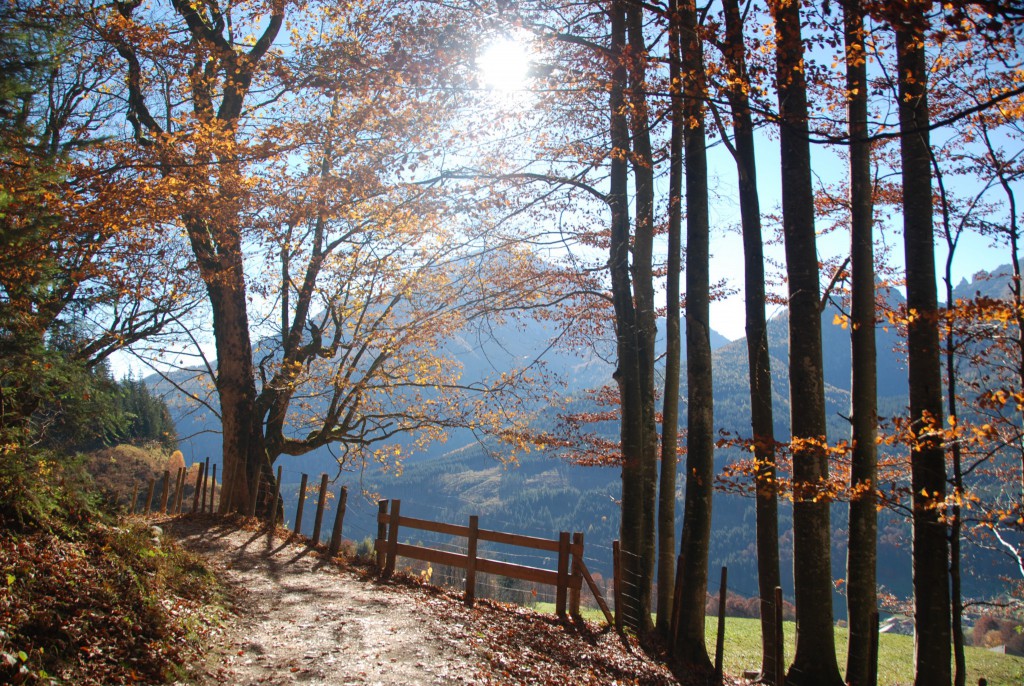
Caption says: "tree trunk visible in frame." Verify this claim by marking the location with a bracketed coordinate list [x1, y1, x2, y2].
[844, 1, 879, 684]
[673, 0, 714, 670]
[607, 0, 646, 634]
[894, 6, 952, 685]
[771, 0, 844, 683]
[656, 0, 683, 638]
[721, 0, 780, 679]
[185, 213, 265, 515]
[625, 0, 659, 635]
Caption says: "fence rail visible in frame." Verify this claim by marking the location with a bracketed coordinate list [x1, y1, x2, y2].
[373, 499, 613, 626]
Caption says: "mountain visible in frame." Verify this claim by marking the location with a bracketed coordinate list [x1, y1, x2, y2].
[153, 268, 1021, 613]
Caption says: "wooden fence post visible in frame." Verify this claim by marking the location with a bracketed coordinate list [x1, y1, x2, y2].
[613, 540, 623, 631]
[144, 477, 156, 513]
[293, 473, 308, 534]
[384, 499, 401, 578]
[200, 457, 210, 512]
[714, 566, 727, 686]
[269, 465, 283, 530]
[191, 462, 206, 513]
[375, 500, 388, 571]
[311, 473, 329, 545]
[774, 586, 785, 686]
[159, 470, 171, 513]
[129, 484, 139, 514]
[555, 531, 570, 619]
[328, 486, 348, 557]
[569, 532, 583, 619]
[208, 464, 217, 514]
[173, 467, 186, 514]
[465, 515, 479, 606]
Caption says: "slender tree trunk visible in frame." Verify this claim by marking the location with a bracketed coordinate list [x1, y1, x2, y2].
[721, 0, 780, 679]
[673, 0, 714, 670]
[937, 168, 966, 686]
[771, 0, 843, 683]
[656, 0, 683, 638]
[844, 2, 878, 684]
[625, 0, 659, 634]
[607, 0, 646, 633]
[894, 6, 952, 685]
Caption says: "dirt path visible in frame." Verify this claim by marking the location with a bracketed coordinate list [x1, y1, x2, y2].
[162, 518, 486, 686]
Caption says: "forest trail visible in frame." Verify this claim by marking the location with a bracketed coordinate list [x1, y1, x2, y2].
[162, 518, 486, 686]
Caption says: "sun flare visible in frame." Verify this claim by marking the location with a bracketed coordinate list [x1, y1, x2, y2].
[477, 36, 532, 91]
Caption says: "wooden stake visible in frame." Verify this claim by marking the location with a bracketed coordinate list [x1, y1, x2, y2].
[714, 566, 727, 685]
[465, 514, 479, 606]
[328, 486, 348, 557]
[191, 462, 206, 513]
[555, 531, 570, 619]
[376, 500, 388, 571]
[311, 473, 329, 545]
[569, 532, 583, 618]
[269, 465, 282, 529]
[200, 457, 210, 513]
[293, 473, 308, 534]
[384, 499, 401, 578]
[173, 467, 186, 514]
[129, 484, 139, 514]
[208, 464, 217, 513]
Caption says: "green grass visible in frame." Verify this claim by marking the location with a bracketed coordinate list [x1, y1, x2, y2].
[533, 603, 1024, 686]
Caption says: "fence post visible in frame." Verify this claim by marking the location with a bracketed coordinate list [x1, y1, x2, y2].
[869, 610, 879, 686]
[311, 473, 329, 545]
[159, 470, 171, 513]
[714, 566, 727, 686]
[191, 462, 206, 513]
[774, 586, 785, 686]
[144, 477, 156, 513]
[569, 532, 584, 618]
[384, 499, 401, 578]
[465, 515, 479, 606]
[613, 540, 623, 631]
[173, 467, 186, 513]
[328, 485, 348, 557]
[269, 465, 283, 530]
[129, 484, 139, 514]
[555, 531, 570, 619]
[200, 457, 210, 512]
[375, 500, 388, 571]
[293, 473, 308, 534]
[208, 464, 217, 514]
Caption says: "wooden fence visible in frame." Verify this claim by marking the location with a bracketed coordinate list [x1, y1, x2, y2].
[373, 499, 613, 625]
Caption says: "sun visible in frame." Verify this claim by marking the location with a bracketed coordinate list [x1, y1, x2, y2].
[477, 36, 532, 91]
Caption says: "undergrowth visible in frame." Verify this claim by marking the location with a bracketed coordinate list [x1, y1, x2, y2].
[0, 450, 227, 685]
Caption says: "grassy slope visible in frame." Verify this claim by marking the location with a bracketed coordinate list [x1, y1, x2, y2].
[534, 604, 1024, 686]
[0, 451, 226, 685]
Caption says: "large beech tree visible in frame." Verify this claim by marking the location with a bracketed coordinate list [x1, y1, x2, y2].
[770, 0, 844, 683]
[85, 0, 543, 512]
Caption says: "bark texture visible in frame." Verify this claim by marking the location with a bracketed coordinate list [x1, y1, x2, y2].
[894, 6, 952, 684]
[771, 0, 843, 683]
